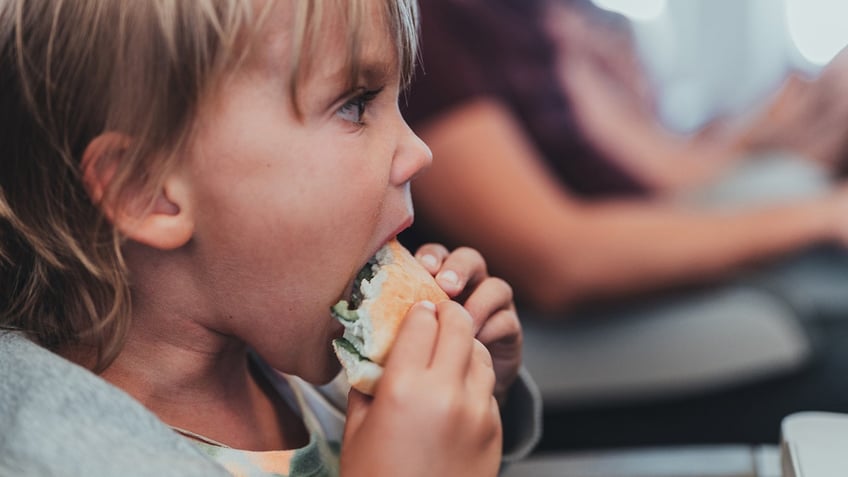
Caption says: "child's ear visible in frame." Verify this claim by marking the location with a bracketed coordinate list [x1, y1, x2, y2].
[82, 132, 194, 250]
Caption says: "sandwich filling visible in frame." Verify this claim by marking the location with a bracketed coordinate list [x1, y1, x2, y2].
[331, 239, 449, 394]
[331, 254, 385, 363]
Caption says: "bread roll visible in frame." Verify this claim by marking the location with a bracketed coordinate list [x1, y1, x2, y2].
[332, 239, 448, 395]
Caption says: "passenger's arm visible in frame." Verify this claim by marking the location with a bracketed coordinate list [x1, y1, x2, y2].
[543, 0, 743, 194]
[556, 53, 743, 194]
[411, 98, 847, 311]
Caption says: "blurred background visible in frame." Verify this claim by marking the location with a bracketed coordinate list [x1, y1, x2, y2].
[532, 0, 848, 452]
[600, 0, 848, 132]
[402, 0, 848, 462]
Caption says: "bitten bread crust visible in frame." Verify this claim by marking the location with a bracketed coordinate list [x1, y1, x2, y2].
[333, 239, 449, 395]
[361, 240, 449, 364]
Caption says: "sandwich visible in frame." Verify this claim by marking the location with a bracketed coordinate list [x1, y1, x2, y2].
[332, 239, 449, 395]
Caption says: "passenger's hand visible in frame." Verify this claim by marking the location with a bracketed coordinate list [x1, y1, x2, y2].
[415, 244, 522, 404]
[741, 50, 848, 173]
[340, 301, 502, 477]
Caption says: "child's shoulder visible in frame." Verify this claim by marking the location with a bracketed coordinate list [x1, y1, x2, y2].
[0, 331, 229, 477]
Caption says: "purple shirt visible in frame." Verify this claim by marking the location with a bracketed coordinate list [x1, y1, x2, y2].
[402, 0, 647, 197]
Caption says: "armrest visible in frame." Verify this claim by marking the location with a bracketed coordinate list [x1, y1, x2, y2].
[781, 412, 848, 477]
[521, 285, 810, 407]
[500, 445, 777, 477]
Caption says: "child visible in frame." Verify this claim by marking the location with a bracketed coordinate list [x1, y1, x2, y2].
[0, 0, 538, 476]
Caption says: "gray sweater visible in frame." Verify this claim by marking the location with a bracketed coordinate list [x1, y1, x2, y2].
[0, 331, 230, 476]
[0, 331, 541, 476]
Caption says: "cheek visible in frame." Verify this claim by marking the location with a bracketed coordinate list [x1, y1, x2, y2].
[184, 113, 396, 349]
[188, 167, 388, 323]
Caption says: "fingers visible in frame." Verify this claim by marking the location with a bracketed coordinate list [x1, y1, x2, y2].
[475, 307, 522, 350]
[463, 277, 514, 335]
[409, 244, 516, 407]
[385, 299, 494, 376]
[414, 243, 450, 275]
[381, 298, 499, 428]
[467, 339, 496, 399]
[384, 301, 438, 372]
[382, 300, 494, 398]
[431, 301, 474, 379]
[430, 302, 496, 408]
[437, 247, 487, 296]
[415, 244, 487, 298]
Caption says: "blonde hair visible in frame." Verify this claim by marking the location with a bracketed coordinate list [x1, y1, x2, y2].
[0, 0, 419, 371]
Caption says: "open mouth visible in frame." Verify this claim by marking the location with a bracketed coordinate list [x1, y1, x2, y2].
[348, 256, 378, 310]
[331, 254, 381, 362]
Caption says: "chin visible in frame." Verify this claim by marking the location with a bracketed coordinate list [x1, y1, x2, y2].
[295, 346, 344, 385]
[304, 358, 344, 385]
[255, 339, 341, 384]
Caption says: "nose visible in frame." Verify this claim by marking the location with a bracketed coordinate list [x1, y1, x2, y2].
[390, 120, 433, 186]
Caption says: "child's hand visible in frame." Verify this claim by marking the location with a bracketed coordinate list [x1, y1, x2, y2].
[341, 301, 502, 477]
[415, 244, 522, 404]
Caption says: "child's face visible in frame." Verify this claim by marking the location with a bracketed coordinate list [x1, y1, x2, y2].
[178, 2, 431, 382]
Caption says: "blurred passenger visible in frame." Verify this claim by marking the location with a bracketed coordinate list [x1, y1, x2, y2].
[400, 0, 848, 312]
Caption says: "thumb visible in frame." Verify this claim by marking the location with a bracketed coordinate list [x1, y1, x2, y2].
[343, 388, 372, 441]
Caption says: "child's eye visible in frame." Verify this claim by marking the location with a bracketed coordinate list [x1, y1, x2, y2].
[337, 88, 383, 125]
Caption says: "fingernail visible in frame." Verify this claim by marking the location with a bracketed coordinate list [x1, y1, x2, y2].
[437, 270, 460, 287]
[420, 254, 438, 269]
[417, 300, 436, 311]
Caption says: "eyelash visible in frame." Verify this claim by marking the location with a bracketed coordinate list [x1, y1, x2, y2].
[337, 87, 383, 126]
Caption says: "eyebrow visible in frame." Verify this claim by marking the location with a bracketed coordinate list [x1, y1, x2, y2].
[331, 57, 397, 90]
[300, 54, 400, 116]
[358, 60, 396, 83]
[309, 56, 396, 95]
